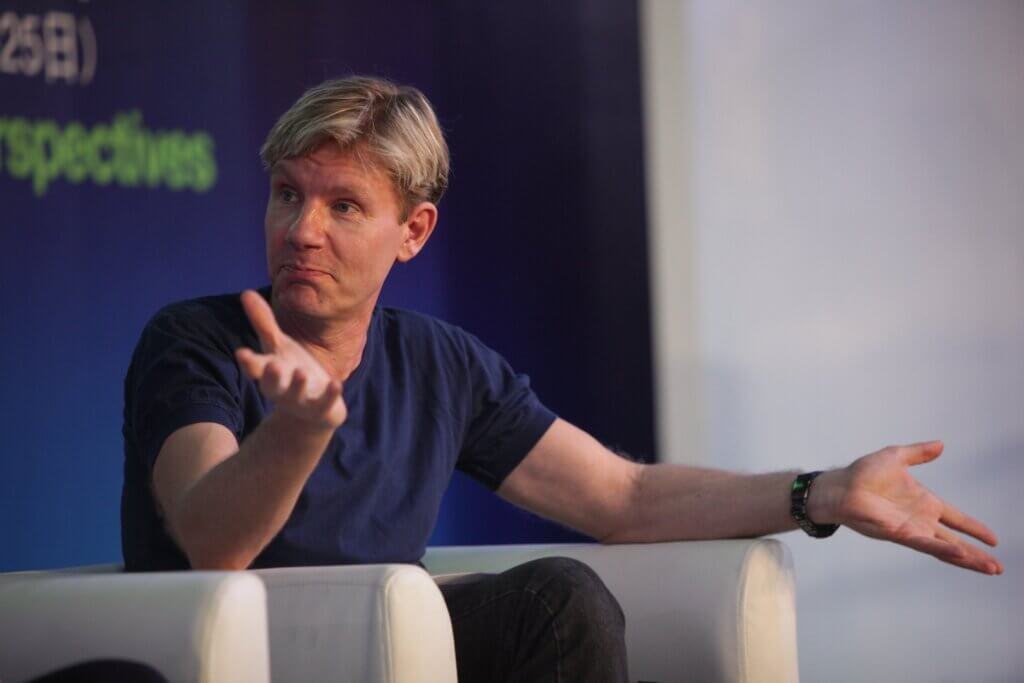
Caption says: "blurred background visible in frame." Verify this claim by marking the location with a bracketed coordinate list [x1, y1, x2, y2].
[1, 1, 1020, 680]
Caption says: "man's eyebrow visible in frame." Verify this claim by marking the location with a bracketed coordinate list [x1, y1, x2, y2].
[269, 168, 369, 199]
[324, 183, 369, 198]
[269, 165, 297, 185]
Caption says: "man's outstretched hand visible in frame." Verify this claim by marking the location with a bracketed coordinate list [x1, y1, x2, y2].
[234, 290, 347, 430]
[810, 441, 1003, 575]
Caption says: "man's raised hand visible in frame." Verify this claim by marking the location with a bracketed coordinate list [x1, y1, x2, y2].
[235, 290, 347, 430]
[812, 441, 1003, 575]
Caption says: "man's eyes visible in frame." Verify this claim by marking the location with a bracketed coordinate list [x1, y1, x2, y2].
[275, 189, 358, 215]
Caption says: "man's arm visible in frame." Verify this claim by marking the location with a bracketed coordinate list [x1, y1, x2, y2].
[498, 418, 1003, 575]
[152, 290, 345, 570]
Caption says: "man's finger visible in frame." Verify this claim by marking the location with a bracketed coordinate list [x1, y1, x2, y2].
[901, 534, 967, 566]
[241, 289, 282, 352]
[260, 360, 288, 398]
[312, 379, 342, 411]
[282, 368, 309, 404]
[311, 379, 346, 425]
[236, 347, 270, 379]
[906, 532, 1002, 575]
[936, 528, 1004, 575]
[941, 503, 999, 547]
[899, 440, 944, 466]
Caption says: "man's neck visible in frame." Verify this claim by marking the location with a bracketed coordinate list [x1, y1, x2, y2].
[273, 303, 374, 382]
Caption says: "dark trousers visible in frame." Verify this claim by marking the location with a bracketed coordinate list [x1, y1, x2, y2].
[438, 556, 629, 683]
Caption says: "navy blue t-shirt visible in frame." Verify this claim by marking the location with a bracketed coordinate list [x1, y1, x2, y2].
[121, 288, 556, 571]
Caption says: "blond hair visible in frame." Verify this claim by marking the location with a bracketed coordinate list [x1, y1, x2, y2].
[260, 76, 449, 216]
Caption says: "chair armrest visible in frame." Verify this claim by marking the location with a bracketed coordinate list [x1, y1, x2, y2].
[0, 570, 269, 683]
[252, 563, 457, 683]
[423, 539, 799, 683]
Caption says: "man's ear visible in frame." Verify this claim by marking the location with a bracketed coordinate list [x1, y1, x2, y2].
[397, 201, 438, 263]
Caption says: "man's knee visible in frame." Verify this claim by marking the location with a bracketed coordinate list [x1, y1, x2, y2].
[514, 556, 626, 635]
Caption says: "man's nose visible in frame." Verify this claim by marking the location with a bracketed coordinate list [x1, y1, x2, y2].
[287, 203, 327, 248]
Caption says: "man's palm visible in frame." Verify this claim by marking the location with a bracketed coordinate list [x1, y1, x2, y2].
[835, 443, 1002, 575]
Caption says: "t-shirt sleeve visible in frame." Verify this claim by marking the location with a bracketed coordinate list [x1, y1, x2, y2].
[455, 332, 557, 490]
[125, 304, 244, 475]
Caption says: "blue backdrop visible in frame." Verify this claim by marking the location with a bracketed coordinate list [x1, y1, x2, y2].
[0, 0, 654, 571]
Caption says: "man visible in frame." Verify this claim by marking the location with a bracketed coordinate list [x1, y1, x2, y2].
[122, 76, 1002, 682]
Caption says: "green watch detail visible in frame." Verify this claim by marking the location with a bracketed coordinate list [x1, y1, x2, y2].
[790, 471, 840, 538]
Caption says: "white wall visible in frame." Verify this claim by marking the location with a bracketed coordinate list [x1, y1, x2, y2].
[642, 1, 1024, 680]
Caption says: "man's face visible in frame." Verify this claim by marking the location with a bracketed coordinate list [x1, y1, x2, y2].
[264, 142, 411, 323]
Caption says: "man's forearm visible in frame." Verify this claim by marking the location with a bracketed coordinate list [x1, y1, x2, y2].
[603, 463, 840, 543]
[170, 413, 334, 569]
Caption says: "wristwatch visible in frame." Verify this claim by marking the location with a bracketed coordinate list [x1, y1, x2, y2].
[790, 471, 840, 538]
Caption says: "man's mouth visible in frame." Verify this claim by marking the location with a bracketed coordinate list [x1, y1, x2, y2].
[280, 266, 327, 276]
[280, 264, 332, 280]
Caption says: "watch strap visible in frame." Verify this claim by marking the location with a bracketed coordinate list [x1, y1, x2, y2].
[791, 471, 840, 538]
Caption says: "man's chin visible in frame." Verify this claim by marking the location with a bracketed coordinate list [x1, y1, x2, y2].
[274, 282, 328, 315]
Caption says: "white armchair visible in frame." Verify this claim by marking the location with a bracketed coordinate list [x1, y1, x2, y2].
[0, 539, 798, 683]
[0, 567, 270, 683]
